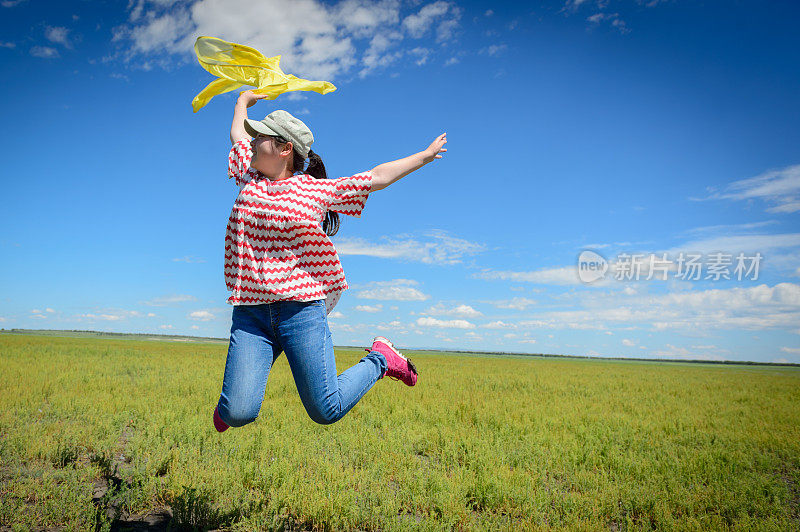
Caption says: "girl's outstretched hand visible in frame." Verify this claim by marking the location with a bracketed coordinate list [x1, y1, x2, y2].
[238, 90, 271, 108]
[422, 133, 448, 164]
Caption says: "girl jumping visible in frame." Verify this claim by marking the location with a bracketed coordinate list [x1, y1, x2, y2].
[213, 90, 447, 430]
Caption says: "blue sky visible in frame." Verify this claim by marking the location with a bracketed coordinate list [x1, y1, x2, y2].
[1, 0, 799, 363]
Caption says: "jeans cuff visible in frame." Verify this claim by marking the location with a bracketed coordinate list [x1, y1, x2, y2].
[366, 350, 388, 377]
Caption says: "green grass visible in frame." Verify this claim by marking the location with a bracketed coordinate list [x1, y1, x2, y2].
[1, 333, 799, 530]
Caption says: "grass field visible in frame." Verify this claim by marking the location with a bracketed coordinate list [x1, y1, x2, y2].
[1, 333, 799, 531]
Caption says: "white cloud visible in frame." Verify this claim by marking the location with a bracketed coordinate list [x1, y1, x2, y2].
[374, 319, 410, 333]
[655, 233, 800, 278]
[695, 163, 800, 213]
[560, 1, 633, 33]
[329, 310, 344, 318]
[329, 0, 401, 37]
[354, 304, 382, 313]
[416, 316, 475, 329]
[359, 29, 404, 76]
[486, 297, 536, 310]
[188, 310, 215, 321]
[655, 282, 800, 309]
[45, 308, 55, 313]
[144, 294, 197, 306]
[479, 44, 507, 56]
[423, 303, 482, 318]
[329, 321, 356, 332]
[402, 1, 452, 38]
[159, 324, 174, 330]
[30, 46, 59, 58]
[665, 233, 800, 257]
[408, 46, 430, 65]
[0, 41, 15, 48]
[561, 0, 592, 12]
[580, 240, 654, 250]
[682, 221, 780, 236]
[80, 313, 122, 321]
[77, 309, 149, 321]
[481, 232, 800, 289]
[622, 338, 636, 347]
[780, 347, 800, 355]
[475, 266, 581, 285]
[356, 279, 430, 301]
[587, 13, 629, 34]
[45, 26, 72, 48]
[172, 256, 206, 263]
[650, 344, 726, 361]
[512, 283, 800, 335]
[480, 320, 516, 330]
[112, 0, 460, 81]
[337, 230, 484, 265]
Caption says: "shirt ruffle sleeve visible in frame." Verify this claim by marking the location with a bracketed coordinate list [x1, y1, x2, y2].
[228, 139, 254, 189]
[325, 171, 373, 217]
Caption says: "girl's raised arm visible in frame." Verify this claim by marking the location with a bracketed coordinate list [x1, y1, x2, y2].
[369, 133, 447, 192]
[230, 90, 270, 145]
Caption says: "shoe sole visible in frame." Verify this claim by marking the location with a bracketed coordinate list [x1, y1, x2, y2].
[372, 336, 418, 376]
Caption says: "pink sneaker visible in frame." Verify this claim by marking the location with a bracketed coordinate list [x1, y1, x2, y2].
[213, 405, 229, 432]
[366, 336, 418, 386]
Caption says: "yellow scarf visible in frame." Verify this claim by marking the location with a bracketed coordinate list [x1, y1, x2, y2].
[191, 36, 337, 112]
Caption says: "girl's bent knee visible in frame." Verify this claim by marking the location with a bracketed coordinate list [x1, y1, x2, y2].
[310, 414, 339, 425]
[306, 405, 340, 425]
[219, 406, 259, 427]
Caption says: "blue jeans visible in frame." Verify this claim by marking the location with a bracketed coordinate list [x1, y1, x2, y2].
[216, 299, 388, 426]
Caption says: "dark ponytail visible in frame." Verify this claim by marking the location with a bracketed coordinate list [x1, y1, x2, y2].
[293, 147, 340, 236]
[304, 149, 326, 179]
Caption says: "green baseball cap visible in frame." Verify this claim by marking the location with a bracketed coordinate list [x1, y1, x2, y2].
[243, 110, 314, 159]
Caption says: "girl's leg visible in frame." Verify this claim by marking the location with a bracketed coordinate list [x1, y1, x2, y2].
[217, 304, 282, 427]
[277, 300, 387, 425]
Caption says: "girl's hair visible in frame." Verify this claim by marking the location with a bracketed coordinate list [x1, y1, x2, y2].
[256, 135, 340, 236]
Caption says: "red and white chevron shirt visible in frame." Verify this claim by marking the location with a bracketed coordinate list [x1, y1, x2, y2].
[225, 139, 372, 312]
